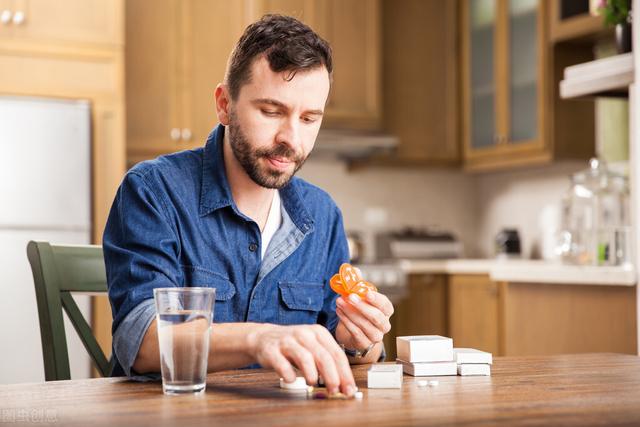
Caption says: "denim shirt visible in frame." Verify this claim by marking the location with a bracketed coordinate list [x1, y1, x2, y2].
[103, 124, 349, 377]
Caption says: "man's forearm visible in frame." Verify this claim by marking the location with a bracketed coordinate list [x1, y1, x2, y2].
[133, 319, 276, 374]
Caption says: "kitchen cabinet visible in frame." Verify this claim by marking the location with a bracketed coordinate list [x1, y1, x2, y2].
[0, 0, 125, 370]
[448, 274, 500, 355]
[389, 270, 636, 358]
[502, 281, 636, 355]
[126, 0, 382, 163]
[380, 0, 459, 165]
[461, 0, 593, 171]
[0, 0, 122, 46]
[126, 0, 246, 164]
[549, 0, 611, 42]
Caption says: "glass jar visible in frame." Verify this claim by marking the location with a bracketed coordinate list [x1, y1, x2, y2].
[559, 158, 629, 266]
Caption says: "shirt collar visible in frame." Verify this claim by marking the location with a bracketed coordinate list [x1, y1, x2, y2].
[199, 124, 315, 235]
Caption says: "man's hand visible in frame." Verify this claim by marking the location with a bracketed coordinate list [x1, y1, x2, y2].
[246, 324, 356, 396]
[335, 290, 394, 362]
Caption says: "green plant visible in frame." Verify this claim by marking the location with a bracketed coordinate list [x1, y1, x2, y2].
[598, 0, 631, 26]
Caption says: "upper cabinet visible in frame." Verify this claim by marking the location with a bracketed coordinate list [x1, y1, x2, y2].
[461, 0, 593, 171]
[126, 0, 246, 163]
[463, 0, 549, 170]
[549, 0, 610, 42]
[0, 0, 123, 46]
[381, 0, 459, 165]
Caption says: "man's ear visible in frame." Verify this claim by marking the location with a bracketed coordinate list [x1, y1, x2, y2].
[214, 84, 231, 125]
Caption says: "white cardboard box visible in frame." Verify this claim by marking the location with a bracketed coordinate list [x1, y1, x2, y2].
[453, 348, 493, 365]
[396, 359, 457, 377]
[396, 335, 454, 363]
[367, 364, 403, 389]
[457, 364, 491, 376]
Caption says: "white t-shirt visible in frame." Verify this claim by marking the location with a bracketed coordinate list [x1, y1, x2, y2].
[261, 189, 282, 259]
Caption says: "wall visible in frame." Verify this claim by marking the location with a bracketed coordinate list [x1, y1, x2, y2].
[298, 160, 481, 259]
[473, 161, 585, 258]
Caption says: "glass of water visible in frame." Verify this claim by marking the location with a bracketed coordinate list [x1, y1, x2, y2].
[153, 287, 216, 395]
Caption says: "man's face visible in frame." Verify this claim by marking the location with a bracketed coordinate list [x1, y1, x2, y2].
[226, 56, 330, 189]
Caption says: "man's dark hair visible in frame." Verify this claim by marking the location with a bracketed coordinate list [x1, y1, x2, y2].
[225, 14, 333, 100]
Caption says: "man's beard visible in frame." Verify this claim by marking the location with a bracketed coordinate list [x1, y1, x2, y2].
[227, 111, 308, 189]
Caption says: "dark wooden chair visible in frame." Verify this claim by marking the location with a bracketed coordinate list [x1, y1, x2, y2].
[27, 241, 112, 381]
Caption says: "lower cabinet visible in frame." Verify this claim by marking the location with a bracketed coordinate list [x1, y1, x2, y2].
[386, 273, 637, 360]
[448, 275, 500, 356]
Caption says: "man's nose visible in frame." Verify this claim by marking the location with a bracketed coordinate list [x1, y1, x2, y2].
[276, 116, 302, 151]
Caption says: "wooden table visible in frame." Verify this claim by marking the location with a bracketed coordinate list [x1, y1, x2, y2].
[2, 353, 640, 426]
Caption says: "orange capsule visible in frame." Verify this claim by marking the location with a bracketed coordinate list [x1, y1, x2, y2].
[339, 263, 363, 292]
[351, 281, 377, 298]
[330, 274, 349, 298]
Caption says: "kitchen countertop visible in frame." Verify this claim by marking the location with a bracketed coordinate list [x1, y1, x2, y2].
[397, 258, 637, 286]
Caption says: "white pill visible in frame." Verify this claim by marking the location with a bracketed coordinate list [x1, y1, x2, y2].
[280, 377, 308, 390]
[428, 380, 439, 387]
[354, 391, 364, 399]
[417, 380, 428, 387]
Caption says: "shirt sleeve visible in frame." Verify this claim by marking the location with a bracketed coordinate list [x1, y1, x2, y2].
[317, 206, 350, 336]
[103, 170, 183, 374]
[112, 299, 160, 379]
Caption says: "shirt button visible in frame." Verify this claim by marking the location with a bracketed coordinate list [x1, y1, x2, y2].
[249, 243, 258, 252]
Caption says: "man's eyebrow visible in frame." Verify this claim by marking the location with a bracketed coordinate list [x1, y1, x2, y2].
[251, 98, 324, 116]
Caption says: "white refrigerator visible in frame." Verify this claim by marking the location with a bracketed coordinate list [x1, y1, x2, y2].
[0, 96, 92, 384]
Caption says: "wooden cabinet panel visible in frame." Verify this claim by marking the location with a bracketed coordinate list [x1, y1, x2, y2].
[503, 282, 637, 356]
[8, 0, 123, 46]
[381, 0, 459, 164]
[448, 274, 500, 355]
[182, 0, 246, 150]
[317, 0, 381, 130]
[125, 0, 180, 157]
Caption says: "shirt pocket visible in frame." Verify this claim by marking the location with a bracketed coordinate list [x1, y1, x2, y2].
[182, 267, 236, 322]
[278, 281, 324, 325]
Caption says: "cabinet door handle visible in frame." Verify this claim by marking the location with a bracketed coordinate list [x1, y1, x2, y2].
[12, 10, 24, 25]
[170, 128, 181, 141]
[181, 128, 192, 142]
[0, 10, 12, 25]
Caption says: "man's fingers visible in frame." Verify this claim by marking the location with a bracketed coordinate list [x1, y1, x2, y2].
[364, 291, 394, 317]
[295, 328, 342, 394]
[266, 349, 297, 383]
[339, 298, 386, 343]
[342, 296, 391, 337]
[281, 338, 319, 386]
[311, 325, 356, 395]
[336, 306, 371, 349]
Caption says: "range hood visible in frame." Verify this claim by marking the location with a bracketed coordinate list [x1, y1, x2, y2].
[311, 128, 398, 161]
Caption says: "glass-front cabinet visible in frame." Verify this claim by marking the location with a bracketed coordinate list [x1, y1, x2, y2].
[462, 0, 548, 171]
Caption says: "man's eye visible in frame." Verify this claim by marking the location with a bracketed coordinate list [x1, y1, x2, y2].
[261, 109, 279, 117]
[301, 116, 317, 124]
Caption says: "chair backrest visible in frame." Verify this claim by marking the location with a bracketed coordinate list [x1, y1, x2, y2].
[27, 240, 112, 381]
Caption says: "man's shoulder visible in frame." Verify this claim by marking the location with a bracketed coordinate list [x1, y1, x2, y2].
[126, 148, 204, 186]
[288, 176, 340, 216]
